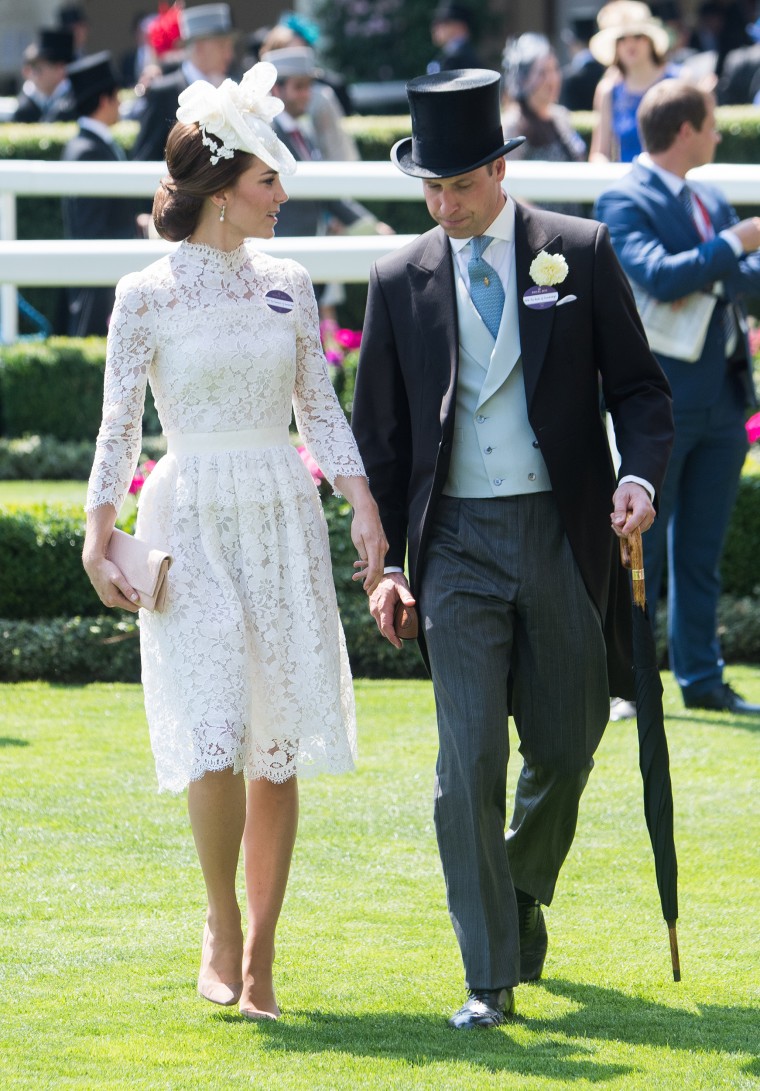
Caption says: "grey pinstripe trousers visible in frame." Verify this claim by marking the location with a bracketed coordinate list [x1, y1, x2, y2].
[419, 492, 609, 989]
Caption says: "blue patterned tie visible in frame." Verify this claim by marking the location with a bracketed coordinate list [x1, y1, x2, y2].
[679, 184, 738, 354]
[468, 235, 505, 339]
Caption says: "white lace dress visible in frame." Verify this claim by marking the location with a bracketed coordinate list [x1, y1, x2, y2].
[86, 240, 366, 793]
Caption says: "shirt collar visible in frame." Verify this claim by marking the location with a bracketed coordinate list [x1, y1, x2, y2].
[637, 152, 687, 197]
[183, 59, 224, 87]
[449, 189, 515, 255]
[78, 116, 115, 145]
[277, 110, 301, 134]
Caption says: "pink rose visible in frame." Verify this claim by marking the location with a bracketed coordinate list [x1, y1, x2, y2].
[128, 474, 145, 495]
[335, 328, 362, 350]
[297, 444, 324, 485]
[746, 411, 760, 444]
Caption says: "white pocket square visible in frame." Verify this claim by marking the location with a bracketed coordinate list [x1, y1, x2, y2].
[556, 294, 578, 307]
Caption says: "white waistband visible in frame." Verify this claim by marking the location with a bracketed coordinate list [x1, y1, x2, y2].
[166, 425, 290, 456]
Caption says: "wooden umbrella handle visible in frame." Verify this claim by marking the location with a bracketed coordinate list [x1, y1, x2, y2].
[619, 525, 646, 608]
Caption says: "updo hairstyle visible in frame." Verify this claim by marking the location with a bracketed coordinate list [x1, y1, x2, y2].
[152, 122, 255, 241]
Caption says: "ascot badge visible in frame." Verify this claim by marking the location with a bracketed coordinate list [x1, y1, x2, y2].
[523, 250, 569, 310]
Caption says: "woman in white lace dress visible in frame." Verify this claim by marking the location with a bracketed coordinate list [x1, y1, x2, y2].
[82, 63, 387, 1021]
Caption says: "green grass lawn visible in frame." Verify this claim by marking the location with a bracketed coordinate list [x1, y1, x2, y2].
[0, 480, 88, 507]
[0, 674, 758, 1090]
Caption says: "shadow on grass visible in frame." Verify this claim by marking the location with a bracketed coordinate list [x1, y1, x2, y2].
[0, 737, 30, 748]
[667, 710, 760, 734]
[214, 978, 756, 1080]
[216, 1011, 631, 1083]
[538, 979, 757, 1055]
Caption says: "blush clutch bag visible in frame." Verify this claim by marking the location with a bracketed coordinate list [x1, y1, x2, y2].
[106, 528, 173, 612]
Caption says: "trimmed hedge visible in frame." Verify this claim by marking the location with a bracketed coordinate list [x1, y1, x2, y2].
[0, 614, 141, 683]
[0, 494, 426, 679]
[0, 433, 166, 480]
[4, 591, 760, 683]
[0, 504, 94, 620]
[721, 470, 760, 597]
[1, 478, 758, 680]
[0, 337, 161, 441]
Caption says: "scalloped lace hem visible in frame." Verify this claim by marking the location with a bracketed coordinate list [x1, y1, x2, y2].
[156, 753, 356, 794]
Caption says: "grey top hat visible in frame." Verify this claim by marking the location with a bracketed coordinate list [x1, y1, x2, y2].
[179, 4, 235, 44]
[264, 46, 318, 80]
[392, 69, 524, 179]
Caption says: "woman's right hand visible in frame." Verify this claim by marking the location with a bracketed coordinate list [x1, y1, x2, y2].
[82, 504, 140, 612]
[83, 553, 141, 612]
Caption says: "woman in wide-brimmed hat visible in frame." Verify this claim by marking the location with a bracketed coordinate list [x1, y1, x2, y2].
[588, 0, 673, 162]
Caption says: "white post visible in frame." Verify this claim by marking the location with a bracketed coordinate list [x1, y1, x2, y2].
[0, 192, 18, 343]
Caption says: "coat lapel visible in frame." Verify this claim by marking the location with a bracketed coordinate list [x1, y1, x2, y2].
[407, 228, 459, 427]
[514, 206, 560, 410]
[635, 161, 700, 246]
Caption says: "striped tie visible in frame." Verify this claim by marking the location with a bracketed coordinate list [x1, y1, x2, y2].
[468, 235, 505, 340]
[680, 184, 739, 355]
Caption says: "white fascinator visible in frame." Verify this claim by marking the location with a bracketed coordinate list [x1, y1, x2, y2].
[176, 61, 297, 174]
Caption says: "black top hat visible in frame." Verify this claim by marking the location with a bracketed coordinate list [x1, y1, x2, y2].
[432, 3, 475, 28]
[67, 51, 120, 107]
[391, 69, 524, 179]
[59, 5, 88, 27]
[28, 27, 75, 65]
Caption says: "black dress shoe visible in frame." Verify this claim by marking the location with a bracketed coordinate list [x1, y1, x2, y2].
[683, 683, 760, 715]
[448, 988, 515, 1029]
[517, 890, 548, 982]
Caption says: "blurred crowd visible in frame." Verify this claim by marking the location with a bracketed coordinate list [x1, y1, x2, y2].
[3, 1, 760, 335]
[5, 0, 760, 133]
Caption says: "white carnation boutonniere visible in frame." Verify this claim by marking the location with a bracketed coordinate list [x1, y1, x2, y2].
[523, 250, 572, 310]
[529, 250, 569, 287]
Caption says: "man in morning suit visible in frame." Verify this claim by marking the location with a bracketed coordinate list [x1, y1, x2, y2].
[267, 46, 392, 316]
[351, 70, 674, 1029]
[427, 3, 484, 74]
[131, 3, 236, 162]
[595, 80, 760, 715]
[61, 52, 137, 336]
[13, 28, 76, 123]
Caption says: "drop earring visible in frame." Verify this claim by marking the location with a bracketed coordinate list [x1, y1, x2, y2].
[219, 204, 226, 223]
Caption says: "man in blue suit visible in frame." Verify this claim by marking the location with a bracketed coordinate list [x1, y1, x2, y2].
[596, 79, 760, 714]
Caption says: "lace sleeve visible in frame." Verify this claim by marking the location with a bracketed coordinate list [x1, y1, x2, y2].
[290, 262, 366, 489]
[85, 274, 155, 513]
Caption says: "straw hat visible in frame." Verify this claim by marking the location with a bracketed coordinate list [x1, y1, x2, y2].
[590, 1, 670, 66]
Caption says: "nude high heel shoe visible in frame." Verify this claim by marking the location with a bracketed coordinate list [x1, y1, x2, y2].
[197, 924, 243, 1007]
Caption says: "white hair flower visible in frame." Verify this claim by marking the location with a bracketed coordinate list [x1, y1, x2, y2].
[529, 251, 569, 287]
[176, 61, 297, 174]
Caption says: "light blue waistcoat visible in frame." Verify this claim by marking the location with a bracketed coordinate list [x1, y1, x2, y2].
[443, 258, 552, 498]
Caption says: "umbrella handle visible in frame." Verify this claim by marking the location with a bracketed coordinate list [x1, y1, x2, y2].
[668, 921, 681, 982]
[619, 525, 646, 608]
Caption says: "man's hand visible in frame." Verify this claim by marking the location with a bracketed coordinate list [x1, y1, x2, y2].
[610, 482, 656, 538]
[732, 216, 760, 253]
[369, 572, 416, 649]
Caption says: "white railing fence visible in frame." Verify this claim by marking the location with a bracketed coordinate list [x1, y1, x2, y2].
[2, 159, 759, 342]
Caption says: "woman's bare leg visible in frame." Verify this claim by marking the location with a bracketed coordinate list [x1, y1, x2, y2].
[188, 767, 246, 1004]
[240, 776, 299, 1018]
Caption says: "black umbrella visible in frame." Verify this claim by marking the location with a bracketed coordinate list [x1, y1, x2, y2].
[620, 527, 681, 981]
